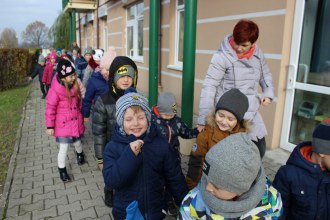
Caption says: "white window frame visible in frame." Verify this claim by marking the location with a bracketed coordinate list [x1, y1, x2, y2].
[175, 0, 184, 67]
[103, 24, 108, 50]
[126, 2, 144, 61]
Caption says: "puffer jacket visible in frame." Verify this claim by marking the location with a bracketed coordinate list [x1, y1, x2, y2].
[45, 75, 85, 137]
[82, 71, 109, 118]
[273, 142, 330, 219]
[151, 105, 199, 157]
[31, 63, 45, 81]
[42, 61, 56, 85]
[197, 34, 275, 141]
[186, 113, 249, 189]
[102, 124, 188, 220]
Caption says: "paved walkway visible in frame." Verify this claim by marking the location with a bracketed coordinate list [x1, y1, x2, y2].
[0, 80, 291, 220]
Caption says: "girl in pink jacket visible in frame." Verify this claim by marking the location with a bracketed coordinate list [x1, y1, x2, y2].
[45, 59, 85, 182]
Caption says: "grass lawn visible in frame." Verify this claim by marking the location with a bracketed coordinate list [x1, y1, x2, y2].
[0, 84, 30, 197]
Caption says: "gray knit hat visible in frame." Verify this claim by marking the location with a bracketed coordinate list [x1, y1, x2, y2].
[201, 132, 261, 195]
[84, 46, 93, 55]
[312, 119, 330, 154]
[215, 88, 249, 122]
[114, 65, 135, 83]
[38, 55, 45, 63]
[116, 88, 151, 135]
[157, 92, 177, 115]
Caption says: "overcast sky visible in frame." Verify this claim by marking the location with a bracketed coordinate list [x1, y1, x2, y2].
[0, 0, 62, 42]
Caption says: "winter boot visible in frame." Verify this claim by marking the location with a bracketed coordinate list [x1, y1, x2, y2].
[77, 151, 85, 165]
[104, 187, 114, 207]
[58, 167, 71, 182]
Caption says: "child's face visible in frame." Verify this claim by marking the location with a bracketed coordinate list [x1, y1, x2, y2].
[116, 76, 133, 90]
[84, 54, 91, 62]
[160, 114, 175, 120]
[206, 182, 239, 200]
[51, 58, 56, 64]
[321, 154, 330, 171]
[123, 107, 148, 137]
[61, 74, 76, 85]
[215, 109, 238, 132]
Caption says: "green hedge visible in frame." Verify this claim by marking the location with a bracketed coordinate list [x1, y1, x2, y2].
[0, 48, 33, 91]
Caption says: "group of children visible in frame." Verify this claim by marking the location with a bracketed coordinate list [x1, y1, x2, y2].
[40, 42, 330, 219]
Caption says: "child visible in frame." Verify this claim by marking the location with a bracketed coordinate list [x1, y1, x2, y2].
[93, 55, 137, 208]
[45, 59, 85, 182]
[81, 47, 94, 87]
[102, 90, 188, 219]
[82, 48, 108, 122]
[180, 133, 283, 219]
[186, 88, 250, 189]
[42, 51, 57, 93]
[30, 54, 46, 99]
[151, 92, 199, 158]
[151, 92, 199, 215]
[273, 119, 330, 219]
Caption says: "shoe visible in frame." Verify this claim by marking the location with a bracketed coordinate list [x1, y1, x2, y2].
[58, 167, 71, 182]
[77, 151, 85, 165]
[104, 187, 114, 207]
[167, 200, 179, 216]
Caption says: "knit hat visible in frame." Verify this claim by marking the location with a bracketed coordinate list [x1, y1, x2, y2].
[93, 49, 104, 61]
[100, 47, 116, 69]
[56, 48, 61, 56]
[312, 118, 330, 154]
[215, 88, 249, 122]
[38, 55, 45, 63]
[84, 46, 93, 56]
[50, 51, 57, 59]
[110, 56, 138, 87]
[56, 59, 75, 79]
[201, 132, 261, 195]
[157, 92, 177, 115]
[116, 88, 151, 135]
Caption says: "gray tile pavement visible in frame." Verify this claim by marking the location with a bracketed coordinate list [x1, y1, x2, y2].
[0, 80, 291, 219]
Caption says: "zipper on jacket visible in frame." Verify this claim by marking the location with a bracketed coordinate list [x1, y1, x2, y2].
[142, 145, 148, 219]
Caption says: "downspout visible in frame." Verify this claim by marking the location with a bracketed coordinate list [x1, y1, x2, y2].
[69, 11, 73, 45]
[96, 0, 99, 48]
[181, 0, 197, 127]
[148, 0, 160, 107]
[72, 9, 76, 42]
[78, 12, 82, 48]
[158, 2, 162, 89]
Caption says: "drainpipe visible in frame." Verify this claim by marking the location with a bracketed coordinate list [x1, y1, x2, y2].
[96, 0, 99, 48]
[78, 12, 82, 48]
[69, 11, 73, 45]
[72, 9, 76, 42]
[181, 0, 197, 127]
[148, 0, 160, 107]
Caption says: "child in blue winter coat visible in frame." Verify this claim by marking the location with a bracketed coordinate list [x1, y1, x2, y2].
[273, 119, 330, 219]
[102, 90, 188, 220]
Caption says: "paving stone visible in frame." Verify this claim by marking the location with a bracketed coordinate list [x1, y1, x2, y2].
[89, 189, 104, 200]
[6, 212, 32, 220]
[33, 167, 52, 177]
[94, 206, 113, 218]
[11, 182, 33, 193]
[20, 199, 44, 214]
[76, 182, 99, 193]
[85, 214, 113, 220]
[33, 190, 55, 203]
[32, 206, 57, 220]
[48, 212, 71, 220]
[58, 200, 81, 216]
[68, 190, 90, 203]
[81, 196, 105, 209]
[5, 205, 19, 217]
[44, 183, 65, 193]
[7, 194, 32, 209]
[44, 195, 68, 209]
[71, 206, 97, 220]
[24, 174, 43, 184]
[64, 179, 86, 189]
[22, 187, 44, 198]
[33, 178, 53, 188]
[56, 186, 77, 198]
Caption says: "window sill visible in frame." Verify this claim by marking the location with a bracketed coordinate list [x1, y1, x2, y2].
[167, 64, 183, 71]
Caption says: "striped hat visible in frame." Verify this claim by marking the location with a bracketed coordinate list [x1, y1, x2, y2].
[312, 118, 330, 154]
[116, 88, 151, 135]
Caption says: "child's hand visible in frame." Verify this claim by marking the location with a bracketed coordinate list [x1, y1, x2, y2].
[130, 140, 144, 156]
[46, 129, 54, 136]
[197, 125, 205, 132]
[84, 117, 90, 122]
[261, 97, 271, 106]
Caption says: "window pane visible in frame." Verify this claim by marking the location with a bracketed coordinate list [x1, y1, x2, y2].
[137, 2, 144, 17]
[138, 19, 144, 56]
[178, 0, 184, 6]
[178, 11, 184, 62]
[127, 6, 135, 20]
[127, 26, 133, 56]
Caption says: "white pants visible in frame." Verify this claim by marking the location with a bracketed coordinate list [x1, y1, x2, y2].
[58, 140, 83, 168]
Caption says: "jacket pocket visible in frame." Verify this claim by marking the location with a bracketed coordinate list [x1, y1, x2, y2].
[55, 115, 67, 128]
[291, 186, 311, 214]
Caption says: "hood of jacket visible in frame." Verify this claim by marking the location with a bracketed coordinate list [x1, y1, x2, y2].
[286, 141, 325, 174]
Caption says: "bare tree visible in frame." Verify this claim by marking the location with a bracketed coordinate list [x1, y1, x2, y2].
[0, 28, 18, 48]
[21, 21, 50, 48]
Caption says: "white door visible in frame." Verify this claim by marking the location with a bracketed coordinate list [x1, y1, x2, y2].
[281, 0, 330, 151]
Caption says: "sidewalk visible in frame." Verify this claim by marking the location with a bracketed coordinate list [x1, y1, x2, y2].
[0, 80, 290, 219]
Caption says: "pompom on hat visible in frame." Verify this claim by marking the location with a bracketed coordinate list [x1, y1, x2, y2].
[312, 118, 330, 154]
[215, 88, 249, 122]
[100, 47, 117, 69]
[116, 88, 151, 135]
[56, 59, 76, 79]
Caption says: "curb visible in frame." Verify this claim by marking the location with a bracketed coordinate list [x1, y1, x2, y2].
[0, 83, 32, 219]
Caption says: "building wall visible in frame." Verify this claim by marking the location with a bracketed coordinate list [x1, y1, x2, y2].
[76, 0, 298, 149]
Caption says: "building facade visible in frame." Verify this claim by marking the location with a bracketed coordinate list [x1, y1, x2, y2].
[64, 0, 330, 151]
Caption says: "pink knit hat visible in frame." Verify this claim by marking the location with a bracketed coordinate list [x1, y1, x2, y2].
[100, 47, 117, 69]
[50, 51, 57, 59]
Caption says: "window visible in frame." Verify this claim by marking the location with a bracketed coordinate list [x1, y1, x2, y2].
[126, 2, 144, 60]
[175, 0, 184, 65]
[103, 25, 108, 50]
